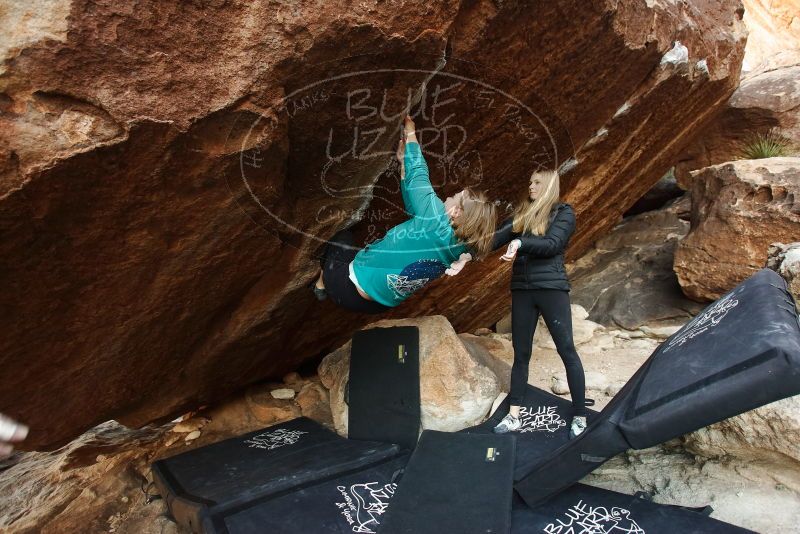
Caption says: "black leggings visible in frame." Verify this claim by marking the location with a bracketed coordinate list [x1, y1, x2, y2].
[509, 288, 587, 416]
[320, 230, 390, 315]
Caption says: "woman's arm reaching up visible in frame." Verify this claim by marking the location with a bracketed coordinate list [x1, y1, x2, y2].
[399, 116, 443, 222]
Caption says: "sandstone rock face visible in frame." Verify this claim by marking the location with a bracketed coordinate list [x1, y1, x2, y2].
[675, 53, 800, 186]
[586, 442, 800, 533]
[0, 369, 335, 533]
[567, 194, 704, 328]
[0, 0, 746, 449]
[294, 381, 332, 424]
[674, 158, 800, 300]
[741, 0, 800, 72]
[0, 421, 178, 534]
[673, 0, 800, 186]
[623, 170, 684, 216]
[458, 332, 514, 388]
[767, 241, 800, 301]
[683, 396, 800, 464]
[319, 316, 500, 436]
[240, 386, 301, 430]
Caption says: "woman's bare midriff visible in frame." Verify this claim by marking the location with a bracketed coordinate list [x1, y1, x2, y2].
[356, 286, 374, 301]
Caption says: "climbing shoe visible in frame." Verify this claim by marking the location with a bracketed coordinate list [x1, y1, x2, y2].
[493, 413, 521, 434]
[569, 415, 587, 439]
[309, 278, 327, 301]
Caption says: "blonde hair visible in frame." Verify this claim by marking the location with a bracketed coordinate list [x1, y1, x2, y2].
[512, 170, 560, 235]
[453, 187, 497, 260]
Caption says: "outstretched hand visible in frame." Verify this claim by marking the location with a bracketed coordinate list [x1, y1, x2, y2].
[500, 239, 521, 262]
[446, 252, 473, 276]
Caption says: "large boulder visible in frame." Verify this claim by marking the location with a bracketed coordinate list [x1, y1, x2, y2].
[458, 333, 514, 389]
[767, 241, 800, 301]
[675, 52, 800, 187]
[0, 0, 747, 449]
[740, 0, 800, 73]
[683, 396, 800, 465]
[674, 0, 800, 186]
[623, 170, 685, 217]
[318, 316, 500, 436]
[568, 194, 705, 328]
[674, 158, 800, 300]
[585, 440, 800, 533]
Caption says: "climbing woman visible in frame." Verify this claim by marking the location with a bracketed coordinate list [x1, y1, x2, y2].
[311, 115, 497, 313]
[447, 169, 588, 438]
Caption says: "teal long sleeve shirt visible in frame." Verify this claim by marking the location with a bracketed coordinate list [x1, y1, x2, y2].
[351, 142, 468, 306]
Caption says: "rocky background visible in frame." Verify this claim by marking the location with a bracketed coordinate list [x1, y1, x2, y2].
[1, 0, 799, 532]
[1, 0, 747, 450]
[3, 247, 799, 532]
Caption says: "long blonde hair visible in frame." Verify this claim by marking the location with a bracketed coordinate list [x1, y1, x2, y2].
[453, 187, 497, 260]
[512, 170, 560, 235]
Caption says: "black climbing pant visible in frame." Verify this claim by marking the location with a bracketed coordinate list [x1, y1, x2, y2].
[320, 230, 390, 315]
[509, 288, 587, 415]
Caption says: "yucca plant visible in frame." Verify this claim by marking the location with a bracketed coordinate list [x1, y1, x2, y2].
[739, 129, 795, 160]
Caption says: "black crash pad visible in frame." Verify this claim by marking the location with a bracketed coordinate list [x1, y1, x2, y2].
[378, 430, 516, 534]
[461, 385, 598, 478]
[349, 326, 421, 450]
[206, 453, 410, 534]
[152, 417, 401, 532]
[511, 484, 755, 533]
[516, 268, 800, 508]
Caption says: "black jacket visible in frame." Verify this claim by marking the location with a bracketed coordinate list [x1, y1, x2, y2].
[491, 202, 575, 291]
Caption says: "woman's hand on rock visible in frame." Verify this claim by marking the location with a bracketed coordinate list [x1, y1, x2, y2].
[403, 115, 415, 137]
